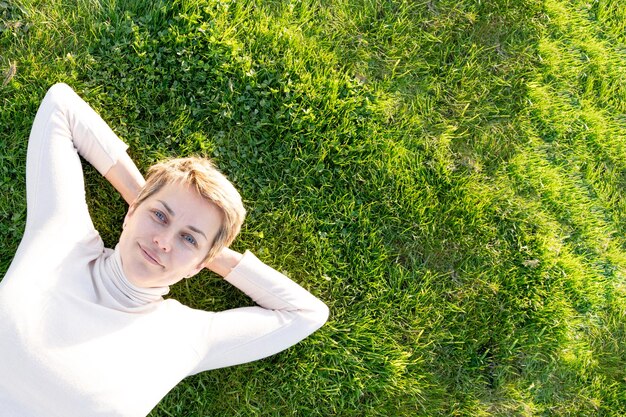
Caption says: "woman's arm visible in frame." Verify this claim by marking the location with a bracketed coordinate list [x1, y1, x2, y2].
[24, 83, 132, 235]
[191, 250, 329, 373]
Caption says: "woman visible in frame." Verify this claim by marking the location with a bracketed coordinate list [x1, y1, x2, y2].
[0, 83, 329, 416]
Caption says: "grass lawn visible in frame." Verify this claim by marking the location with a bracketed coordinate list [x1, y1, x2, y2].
[2, 0, 626, 415]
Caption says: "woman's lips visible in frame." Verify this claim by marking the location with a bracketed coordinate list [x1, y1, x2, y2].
[139, 244, 163, 267]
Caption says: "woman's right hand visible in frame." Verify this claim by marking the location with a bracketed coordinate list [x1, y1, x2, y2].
[104, 152, 146, 206]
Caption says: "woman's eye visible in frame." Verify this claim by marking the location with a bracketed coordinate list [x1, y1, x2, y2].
[154, 210, 166, 222]
[183, 234, 197, 246]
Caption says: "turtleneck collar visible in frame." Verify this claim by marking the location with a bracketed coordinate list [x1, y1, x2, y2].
[92, 245, 169, 312]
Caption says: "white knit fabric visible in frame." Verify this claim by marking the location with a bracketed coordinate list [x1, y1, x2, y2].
[0, 84, 328, 417]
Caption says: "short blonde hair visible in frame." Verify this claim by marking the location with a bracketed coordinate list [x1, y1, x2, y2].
[134, 157, 246, 262]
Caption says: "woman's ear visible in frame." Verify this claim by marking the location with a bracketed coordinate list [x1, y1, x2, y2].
[123, 203, 137, 229]
[186, 264, 204, 279]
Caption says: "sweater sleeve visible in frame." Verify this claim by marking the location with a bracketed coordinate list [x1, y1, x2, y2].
[24, 83, 129, 235]
[191, 251, 329, 373]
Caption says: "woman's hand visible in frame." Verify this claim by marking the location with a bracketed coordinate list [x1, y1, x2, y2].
[204, 247, 244, 278]
[104, 152, 146, 205]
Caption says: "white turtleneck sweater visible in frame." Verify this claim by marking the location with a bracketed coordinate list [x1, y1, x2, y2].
[0, 83, 328, 416]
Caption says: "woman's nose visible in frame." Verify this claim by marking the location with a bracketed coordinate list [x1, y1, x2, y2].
[153, 231, 173, 252]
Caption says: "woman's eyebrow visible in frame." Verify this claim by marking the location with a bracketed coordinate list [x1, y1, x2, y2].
[158, 199, 207, 241]
[189, 226, 207, 240]
[158, 200, 175, 216]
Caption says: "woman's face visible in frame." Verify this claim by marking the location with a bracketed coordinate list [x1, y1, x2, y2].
[118, 183, 223, 288]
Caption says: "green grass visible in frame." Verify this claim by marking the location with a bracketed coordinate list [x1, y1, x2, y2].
[2, 0, 626, 415]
